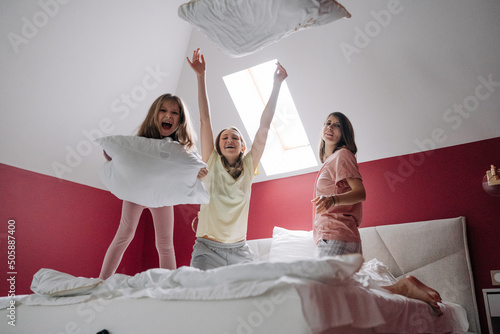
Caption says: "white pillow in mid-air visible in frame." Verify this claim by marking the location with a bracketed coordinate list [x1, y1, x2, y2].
[178, 0, 351, 57]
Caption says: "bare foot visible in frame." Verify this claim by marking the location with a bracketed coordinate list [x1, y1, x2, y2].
[405, 275, 442, 302]
[382, 275, 443, 316]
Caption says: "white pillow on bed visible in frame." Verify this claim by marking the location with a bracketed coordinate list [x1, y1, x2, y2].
[269, 226, 315, 262]
[178, 0, 351, 57]
[31, 268, 102, 297]
[95, 135, 210, 208]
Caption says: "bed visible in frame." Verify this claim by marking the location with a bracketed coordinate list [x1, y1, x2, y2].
[0, 216, 480, 333]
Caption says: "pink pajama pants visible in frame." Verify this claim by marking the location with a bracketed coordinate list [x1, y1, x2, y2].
[99, 200, 176, 280]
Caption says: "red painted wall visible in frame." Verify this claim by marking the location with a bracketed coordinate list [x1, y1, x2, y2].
[0, 164, 146, 296]
[1, 136, 499, 333]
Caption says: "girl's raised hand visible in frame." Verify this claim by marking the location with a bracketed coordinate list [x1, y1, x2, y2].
[187, 48, 205, 76]
[274, 62, 288, 84]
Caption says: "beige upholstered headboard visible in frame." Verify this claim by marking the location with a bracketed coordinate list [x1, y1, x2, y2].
[359, 216, 480, 334]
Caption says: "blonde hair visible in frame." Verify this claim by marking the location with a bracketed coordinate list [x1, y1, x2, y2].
[318, 112, 357, 163]
[137, 94, 197, 151]
[215, 126, 247, 179]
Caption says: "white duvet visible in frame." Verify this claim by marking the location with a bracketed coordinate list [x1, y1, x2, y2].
[2, 255, 468, 333]
[178, 0, 351, 57]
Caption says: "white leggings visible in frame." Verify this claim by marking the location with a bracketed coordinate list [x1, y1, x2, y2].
[99, 201, 176, 279]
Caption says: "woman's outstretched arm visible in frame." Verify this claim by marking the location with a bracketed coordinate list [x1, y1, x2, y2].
[250, 62, 288, 171]
[187, 48, 214, 163]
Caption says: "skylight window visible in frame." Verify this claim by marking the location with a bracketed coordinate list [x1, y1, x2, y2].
[223, 60, 318, 176]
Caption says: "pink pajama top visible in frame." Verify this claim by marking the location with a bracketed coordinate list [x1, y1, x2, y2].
[313, 148, 363, 245]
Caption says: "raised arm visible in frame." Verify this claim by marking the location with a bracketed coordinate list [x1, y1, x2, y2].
[187, 48, 214, 163]
[250, 62, 288, 171]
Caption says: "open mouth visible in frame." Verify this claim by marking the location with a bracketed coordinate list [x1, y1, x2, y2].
[162, 122, 172, 130]
[225, 145, 236, 149]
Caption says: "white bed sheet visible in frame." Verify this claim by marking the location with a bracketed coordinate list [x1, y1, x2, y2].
[0, 254, 469, 333]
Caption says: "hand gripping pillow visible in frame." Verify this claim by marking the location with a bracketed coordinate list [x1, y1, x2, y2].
[96, 135, 210, 207]
[178, 0, 351, 57]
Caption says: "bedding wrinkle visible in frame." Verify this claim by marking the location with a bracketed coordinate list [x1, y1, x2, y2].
[296, 279, 386, 333]
[24, 255, 364, 303]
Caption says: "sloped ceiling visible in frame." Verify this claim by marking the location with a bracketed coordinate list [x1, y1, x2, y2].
[1, 0, 499, 189]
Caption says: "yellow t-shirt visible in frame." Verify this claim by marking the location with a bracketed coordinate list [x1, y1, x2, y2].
[196, 150, 257, 243]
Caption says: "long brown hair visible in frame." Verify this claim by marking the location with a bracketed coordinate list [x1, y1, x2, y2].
[137, 94, 197, 151]
[318, 112, 357, 163]
[215, 126, 247, 179]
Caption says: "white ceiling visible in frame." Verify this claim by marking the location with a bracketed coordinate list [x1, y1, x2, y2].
[1, 0, 499, 190]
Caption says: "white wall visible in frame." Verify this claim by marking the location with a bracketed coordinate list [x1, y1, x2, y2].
[1, 0, 499, 188]
[0, 0, 191, 188]
[176, 0, 500, 183]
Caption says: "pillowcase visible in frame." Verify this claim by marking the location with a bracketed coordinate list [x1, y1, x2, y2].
[269, 226, 315, 262]
[178, 0, 351, 57]
[95, 135, 210, 208]
[31, 268, 102, 296]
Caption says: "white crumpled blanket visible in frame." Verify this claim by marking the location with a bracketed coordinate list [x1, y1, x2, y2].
[2, 255, 468, 334]
[23, 254, 362, 305]
[178, 0, 351, 57]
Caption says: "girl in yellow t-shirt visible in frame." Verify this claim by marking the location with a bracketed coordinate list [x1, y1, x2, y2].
[187, 48, 288, 270]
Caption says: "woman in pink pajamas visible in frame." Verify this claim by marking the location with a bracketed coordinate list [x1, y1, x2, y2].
[312, 112, 366, 257]
[311, 112, 443, 316]
[99, 93, 201, 280]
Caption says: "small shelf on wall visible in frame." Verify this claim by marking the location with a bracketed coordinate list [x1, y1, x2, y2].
[483, 288, 500, 334]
